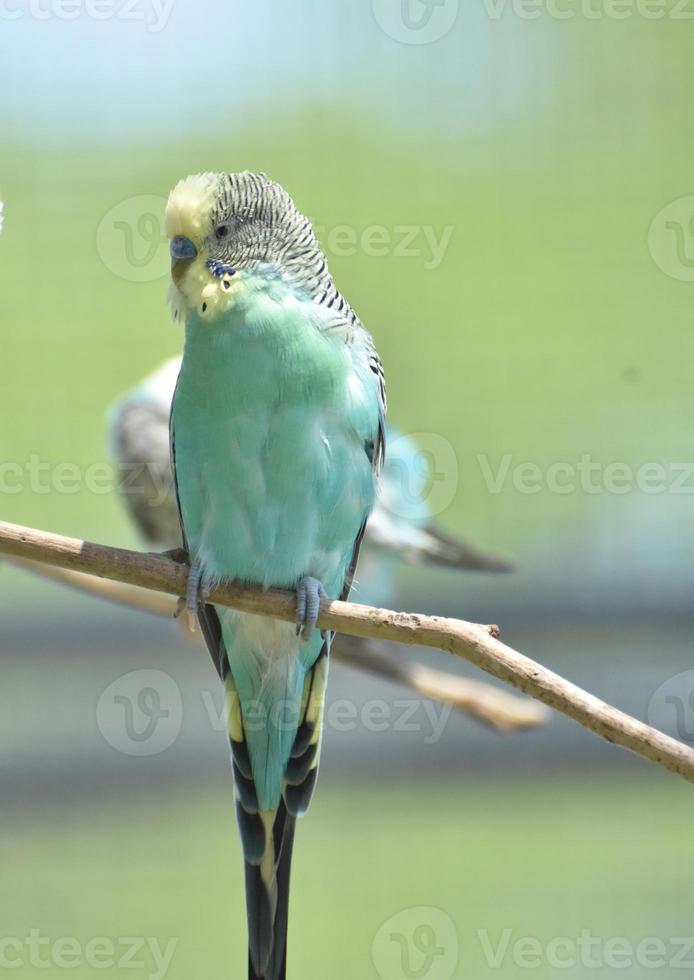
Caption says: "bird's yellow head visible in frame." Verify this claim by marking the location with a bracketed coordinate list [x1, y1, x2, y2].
[165, 171, 324, 323]
[165, 172, 235, 322]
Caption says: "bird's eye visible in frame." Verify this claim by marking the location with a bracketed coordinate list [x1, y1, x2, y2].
[215, 223, 230, 241]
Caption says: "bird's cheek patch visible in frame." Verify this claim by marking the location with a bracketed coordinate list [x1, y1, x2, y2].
[196, 276, 241, 320]
[168, 252, 242, 322]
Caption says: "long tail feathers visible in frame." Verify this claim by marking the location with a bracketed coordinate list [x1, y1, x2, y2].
[244, 803, 295, 980]
[223, 643, 329, 980]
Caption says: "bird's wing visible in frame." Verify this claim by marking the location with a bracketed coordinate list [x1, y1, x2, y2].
[415, 522, 514, 572]
[336, 319, 386, 599]
[365, 503, 513, 573]
[110, 395, 181, 550]
[360, 328, 387, 474]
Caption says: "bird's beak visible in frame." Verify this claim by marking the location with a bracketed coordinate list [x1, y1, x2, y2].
[170, 235, 197, 261]
[170, 236, 198, 286]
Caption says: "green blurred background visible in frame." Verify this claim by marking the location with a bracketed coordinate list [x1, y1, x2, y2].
[1, 2, 694, 977]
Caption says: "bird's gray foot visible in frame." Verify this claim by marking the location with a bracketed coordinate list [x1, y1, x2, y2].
[295, 576, 327, 642]
[185, 556, 208, 633]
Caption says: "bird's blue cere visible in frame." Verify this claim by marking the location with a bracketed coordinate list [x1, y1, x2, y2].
[170, 235, 197, 260]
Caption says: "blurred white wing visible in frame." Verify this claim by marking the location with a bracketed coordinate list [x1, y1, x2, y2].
[108, 357, 182, 550]
[108, 361, 512, 595]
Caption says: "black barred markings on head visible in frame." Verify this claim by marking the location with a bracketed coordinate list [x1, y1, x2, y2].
[210, 171, 388, 453]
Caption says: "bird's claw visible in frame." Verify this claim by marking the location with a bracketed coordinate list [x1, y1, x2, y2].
[295, 576, 326, 642]
[185, 556, 208, 633]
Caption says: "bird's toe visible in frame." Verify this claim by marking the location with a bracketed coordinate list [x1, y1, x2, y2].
[295, 576, 326, 642]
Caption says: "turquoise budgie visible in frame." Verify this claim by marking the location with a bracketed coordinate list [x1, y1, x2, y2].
[109, 360, 511, 590]
[165, 172, 386, 980]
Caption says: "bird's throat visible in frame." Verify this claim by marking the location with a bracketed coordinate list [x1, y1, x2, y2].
[169, 256, 239, 323]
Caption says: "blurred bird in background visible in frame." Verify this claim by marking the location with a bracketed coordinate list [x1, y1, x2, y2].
[103, 358, 537, 747]
[109, 356, 512, 591]
[109, 357, 182, 551]
[104, 353, 537, 743]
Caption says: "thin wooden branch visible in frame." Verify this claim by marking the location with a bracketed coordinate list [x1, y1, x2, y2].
[1, 519, 692, 783]
[334, 634, 547, 732]
[7, 556, 177, 616]
[6, 555, 546, 732]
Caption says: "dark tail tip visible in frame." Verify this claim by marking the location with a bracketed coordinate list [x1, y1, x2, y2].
[245, 806, 295, 980]
[248, 947, 287, 980]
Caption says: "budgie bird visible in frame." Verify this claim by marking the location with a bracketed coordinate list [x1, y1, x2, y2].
[165, 172, 386, 980]
[109, 361, 511, 589]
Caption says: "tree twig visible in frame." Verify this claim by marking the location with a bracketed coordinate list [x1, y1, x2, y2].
[334, 634, 547, 732]
[1, 519, 692, 783]
[5, 555, 546, 733]
[7, 556, 178, 616]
